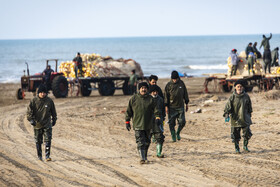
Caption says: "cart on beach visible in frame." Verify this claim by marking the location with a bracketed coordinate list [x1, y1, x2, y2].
[203, 73, 280, 93]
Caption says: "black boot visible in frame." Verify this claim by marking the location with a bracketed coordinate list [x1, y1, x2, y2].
[138, 149, 146, 164]
[234, 141, 240, 154]
[36, 143, 42, 160]
[243, 139, 250, 152]
[45, 142, 52, 161]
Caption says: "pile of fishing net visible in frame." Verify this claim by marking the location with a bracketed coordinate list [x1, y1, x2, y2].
[59, 53, 144, 78]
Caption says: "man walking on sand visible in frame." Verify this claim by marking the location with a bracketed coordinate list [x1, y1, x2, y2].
[149, 85, 165, 158]
[125, 82, 161, 164]
[27, 84, 57, 161]
[224, 80, 253, 154]
[164, 71, 189, 142]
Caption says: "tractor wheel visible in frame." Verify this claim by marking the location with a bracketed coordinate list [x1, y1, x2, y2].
[81, 81, 92, 96]
[222, 81, 233, 92]
[122, 80, 130, 95]
[98, 81, 115, 96]
[16, 88, 24, 100]
[52, 76, 68, 98]
[243, 81, 253, 92]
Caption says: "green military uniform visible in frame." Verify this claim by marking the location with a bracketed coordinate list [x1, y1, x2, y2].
[27, 95, 57, 160]
[164, 77, 189, 142]
[125, 92, 160, 161]
[151, 94, 165, 157]
[271, 48, 279, 67]
[224, 90, 253, 153]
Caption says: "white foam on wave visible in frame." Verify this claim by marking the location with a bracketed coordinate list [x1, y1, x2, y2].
[189, 64, 228, 70]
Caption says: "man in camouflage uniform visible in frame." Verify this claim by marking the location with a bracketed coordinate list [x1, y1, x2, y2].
[149, 85, 165, 158]
[260, 33, 273, 73]
[224, 80, 253, 154]
[73, 52, 83, 78]
[27, 84, 57, 161]
[125, 82, 160, 164]
[164, 71, 189, 142]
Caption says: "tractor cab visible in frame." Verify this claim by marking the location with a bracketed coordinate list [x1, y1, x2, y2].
[16, 59, 68, 99]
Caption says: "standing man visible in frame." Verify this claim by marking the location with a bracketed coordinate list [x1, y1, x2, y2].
[73, 52, 83, 78]
[148, 75, 164, 99]
[230, 49, 239, 76]
[271, 47, 279, 67]
[245, 43, 254, 60]
[224, 81, 253, 154]
[260, 33, 273, 73]
[125, 82, 160, 164]
[42, 65, 54, 90]
[149, 85, 165, 158]
[128, 70, 138, 95]
[263, 49, 272, 74]
[27, 84, 57, 161]
[164, 71, 189, 142]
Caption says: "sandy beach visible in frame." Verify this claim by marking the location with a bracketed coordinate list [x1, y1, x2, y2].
[0, 77, 279, 187]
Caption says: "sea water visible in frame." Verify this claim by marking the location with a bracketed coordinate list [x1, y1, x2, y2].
[0, 34, 279, 83]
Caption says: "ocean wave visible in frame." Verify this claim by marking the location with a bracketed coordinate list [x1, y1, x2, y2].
[184, 64, 228, 70]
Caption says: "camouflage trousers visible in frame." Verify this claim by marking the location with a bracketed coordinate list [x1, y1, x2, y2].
[231, 126, 252, 142]
[34, 127, 52, 144]
[168, 107, 186, 132]
[135, 130, 151, 150]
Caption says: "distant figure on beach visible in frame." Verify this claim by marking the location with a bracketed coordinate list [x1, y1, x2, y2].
[247, 52, 255, 75]
[164, 70, 189, 142]
[263, 49, 272, 74]
[73, 52, 83, 78]
[42, 65, 54, 89]
[253, 42, 262, 58]
[245, 43, 254, 60]
[149, 85, 165, 158]
[128, 70, 138, 95]
[125, 82, 160, 164]
[260, 33, 272, 51]
[148, 74, 164, 99]
[27, 84, 57, 161]
[271, 47, 279, 67]
[230, 49, 239, 76]
[224, 80, 253, 154]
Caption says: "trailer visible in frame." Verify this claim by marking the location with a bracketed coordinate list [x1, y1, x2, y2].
[78, 76, 147, 96]
[203, 73, 280, 93]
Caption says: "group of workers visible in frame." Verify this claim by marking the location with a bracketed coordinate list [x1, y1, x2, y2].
[125, 71, 189, 164]
[231, 33, 279, 76]
[26, 69, 253, 163]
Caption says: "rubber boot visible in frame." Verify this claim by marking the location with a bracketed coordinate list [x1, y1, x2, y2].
[243, 139, 250, 152]
[138, 149, 146, 164]
[234, 141, 241, 154]
[156, 144, 164, 158]
[45, 142, 52, 161]
[36, 143, 42, 161]
[176, 126, 183, 141]
[171, 130, 176, 142]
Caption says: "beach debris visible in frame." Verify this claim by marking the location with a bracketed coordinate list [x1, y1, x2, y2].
[190, 108, 202, 114]
[59, 53, 144, 78]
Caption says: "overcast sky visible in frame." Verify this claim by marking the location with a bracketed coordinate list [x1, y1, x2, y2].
[0, 0, 279, 39]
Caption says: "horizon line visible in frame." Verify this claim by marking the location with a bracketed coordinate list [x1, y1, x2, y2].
[0, 33, 279, 41]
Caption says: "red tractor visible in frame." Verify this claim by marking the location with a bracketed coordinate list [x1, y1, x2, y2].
[16, 59, 68, 99]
